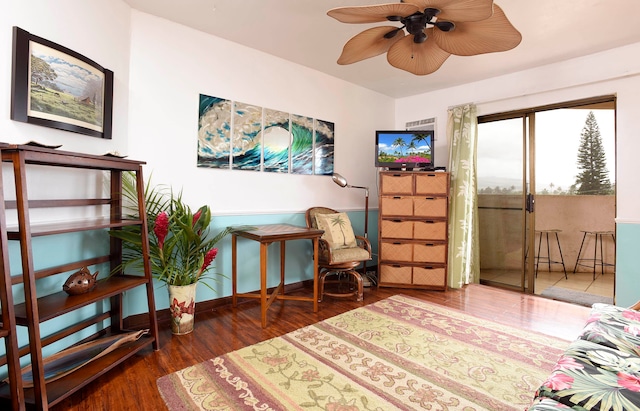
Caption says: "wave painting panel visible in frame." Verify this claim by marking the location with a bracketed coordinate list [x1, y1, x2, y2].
[231, 101, 262, 171]
[263, 108, 290, 173]
[197, 94, 231, 169]
[314, 119, 334, 175]
[291, 114, 314, 175]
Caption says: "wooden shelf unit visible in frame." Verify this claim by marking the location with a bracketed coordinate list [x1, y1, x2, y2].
[378, 171, 450, 290]
[0, 144, 159, 410]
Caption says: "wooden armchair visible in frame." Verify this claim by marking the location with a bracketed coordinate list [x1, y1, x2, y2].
[305, 207, 372, 302]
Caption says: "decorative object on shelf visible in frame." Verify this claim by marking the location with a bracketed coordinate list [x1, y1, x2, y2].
[14, 329, 148, 388]
[327, 0, 521, 75]
[103, 150, 127, 158]
[24, 140, 62, 149]
[168, 283, 197, 335]
[10, 26, 114, 139]
[62, 267, 98, 295]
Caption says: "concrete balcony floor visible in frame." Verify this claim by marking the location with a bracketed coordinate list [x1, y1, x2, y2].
[480, 269, 614, 299]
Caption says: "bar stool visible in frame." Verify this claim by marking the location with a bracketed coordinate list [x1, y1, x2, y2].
[534, 229, 567, 279]
[573, 230, 616, 280]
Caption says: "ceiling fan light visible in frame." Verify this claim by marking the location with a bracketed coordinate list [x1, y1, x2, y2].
[403, 0, 494, 23]
[435, 21, 455, 32]
[384, 28, 403, 39]
[413, 31, 428, 43]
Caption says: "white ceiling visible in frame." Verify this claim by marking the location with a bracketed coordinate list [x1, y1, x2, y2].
[122, 0, 640, 98]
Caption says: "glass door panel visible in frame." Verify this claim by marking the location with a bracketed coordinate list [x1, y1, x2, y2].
[477, 117, 532, 291]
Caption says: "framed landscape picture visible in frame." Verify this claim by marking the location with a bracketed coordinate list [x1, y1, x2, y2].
[10, 26, 114, 139]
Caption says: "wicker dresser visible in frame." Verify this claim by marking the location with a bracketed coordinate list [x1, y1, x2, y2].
[378, 171, 450, 290]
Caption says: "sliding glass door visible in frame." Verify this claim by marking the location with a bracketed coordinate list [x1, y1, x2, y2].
[477, 116, 533, 291]
[477, 97, 616, 297]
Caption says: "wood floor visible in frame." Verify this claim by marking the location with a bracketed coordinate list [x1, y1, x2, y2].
[49, 284, 591, 410]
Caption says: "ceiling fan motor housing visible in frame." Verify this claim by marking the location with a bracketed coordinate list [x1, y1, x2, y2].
[401, 8, 442, 43]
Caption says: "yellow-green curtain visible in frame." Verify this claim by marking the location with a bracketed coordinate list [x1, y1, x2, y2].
[447, 104, 480, 288]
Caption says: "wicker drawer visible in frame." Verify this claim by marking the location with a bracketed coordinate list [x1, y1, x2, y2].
[380, 173, 413, 195]
[413, 266, 446, 286]
[380, 241, 413, 262]
[380, 196, 413, 216]
[413, 243, 447, 263]
[379, 264, 412, 283]
[380, 219, 413, 238]
[414, 197, 447, 217]
[414, 220, 447, 240]
[415, 173, 448, 195]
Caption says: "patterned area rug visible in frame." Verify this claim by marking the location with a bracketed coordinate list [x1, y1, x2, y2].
[157, 295, 569, 410]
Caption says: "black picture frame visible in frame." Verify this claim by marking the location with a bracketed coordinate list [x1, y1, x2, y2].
[10, 26, 113, 139]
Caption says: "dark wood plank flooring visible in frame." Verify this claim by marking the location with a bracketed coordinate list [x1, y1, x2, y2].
[50, 284, 591, 410]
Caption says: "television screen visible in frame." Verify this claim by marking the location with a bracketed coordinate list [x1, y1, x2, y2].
[375, 130, 434, 169]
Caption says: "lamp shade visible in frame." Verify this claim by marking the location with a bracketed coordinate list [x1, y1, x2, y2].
[332, 173, 348, 187]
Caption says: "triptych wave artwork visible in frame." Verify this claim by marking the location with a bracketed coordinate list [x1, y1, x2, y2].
[197, 94, 334, 175]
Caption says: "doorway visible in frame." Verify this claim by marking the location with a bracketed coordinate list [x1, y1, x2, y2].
[476, 97, 616, 302]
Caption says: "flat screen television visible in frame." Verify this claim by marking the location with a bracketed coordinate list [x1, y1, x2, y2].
[375, 130, 434, 170]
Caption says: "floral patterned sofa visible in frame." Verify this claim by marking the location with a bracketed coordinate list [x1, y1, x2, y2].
[528, 302, 640, 411]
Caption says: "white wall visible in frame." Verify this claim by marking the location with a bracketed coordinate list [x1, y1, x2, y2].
[127, 11, 394, 214]
[0, 0, 132, 156]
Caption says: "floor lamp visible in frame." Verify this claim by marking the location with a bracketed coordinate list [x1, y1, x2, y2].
[331, 173, 369, 238]
[332, 172, 374, 284]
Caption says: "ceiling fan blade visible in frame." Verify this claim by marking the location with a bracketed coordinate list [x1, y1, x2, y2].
[402, 0, 494, 22]
[327, 3, 419, 24]
[432, 5, 522, 56]
[337, 26, 406, 65]
[387, 30, 450, 75]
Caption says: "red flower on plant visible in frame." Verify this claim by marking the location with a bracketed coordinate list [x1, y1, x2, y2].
[154, 211, 169, 249]
[193, 209, 202, 226]
[201, 248, 218, 272]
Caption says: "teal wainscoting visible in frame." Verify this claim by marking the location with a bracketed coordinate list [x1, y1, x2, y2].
[614, 222, 640, 307]
[123, 209, 378, 316]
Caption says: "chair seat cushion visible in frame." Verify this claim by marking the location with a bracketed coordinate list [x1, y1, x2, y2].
[329, 247, 370, 264]
[315, 212, 357, 250]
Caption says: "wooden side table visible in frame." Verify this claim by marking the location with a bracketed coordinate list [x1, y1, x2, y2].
[231, 224, 324, 327]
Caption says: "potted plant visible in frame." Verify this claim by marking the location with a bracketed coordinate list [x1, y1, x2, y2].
[110, 173, 233, 335]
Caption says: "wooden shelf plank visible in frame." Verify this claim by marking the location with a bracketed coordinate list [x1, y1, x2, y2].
[6, 218, 143, 239]
[0, 144, 146, 171]
[13, 276, 149, 325]
[0, 333, 154, 408]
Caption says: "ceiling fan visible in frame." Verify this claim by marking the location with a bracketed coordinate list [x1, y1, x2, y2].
[327, 0, 521, 75]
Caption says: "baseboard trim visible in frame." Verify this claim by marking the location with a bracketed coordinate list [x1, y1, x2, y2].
[124, 280, 313, 329]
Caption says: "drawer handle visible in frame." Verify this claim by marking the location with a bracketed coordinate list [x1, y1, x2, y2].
[392, 219, 403, 223]
[423, 220, 436, 224]
[424, 197, 436, 200]
[392, 242, 403, 245]
[422, 266, 434, 269]
[393, 196, 402, 199]
[423, 243, 436, 247]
